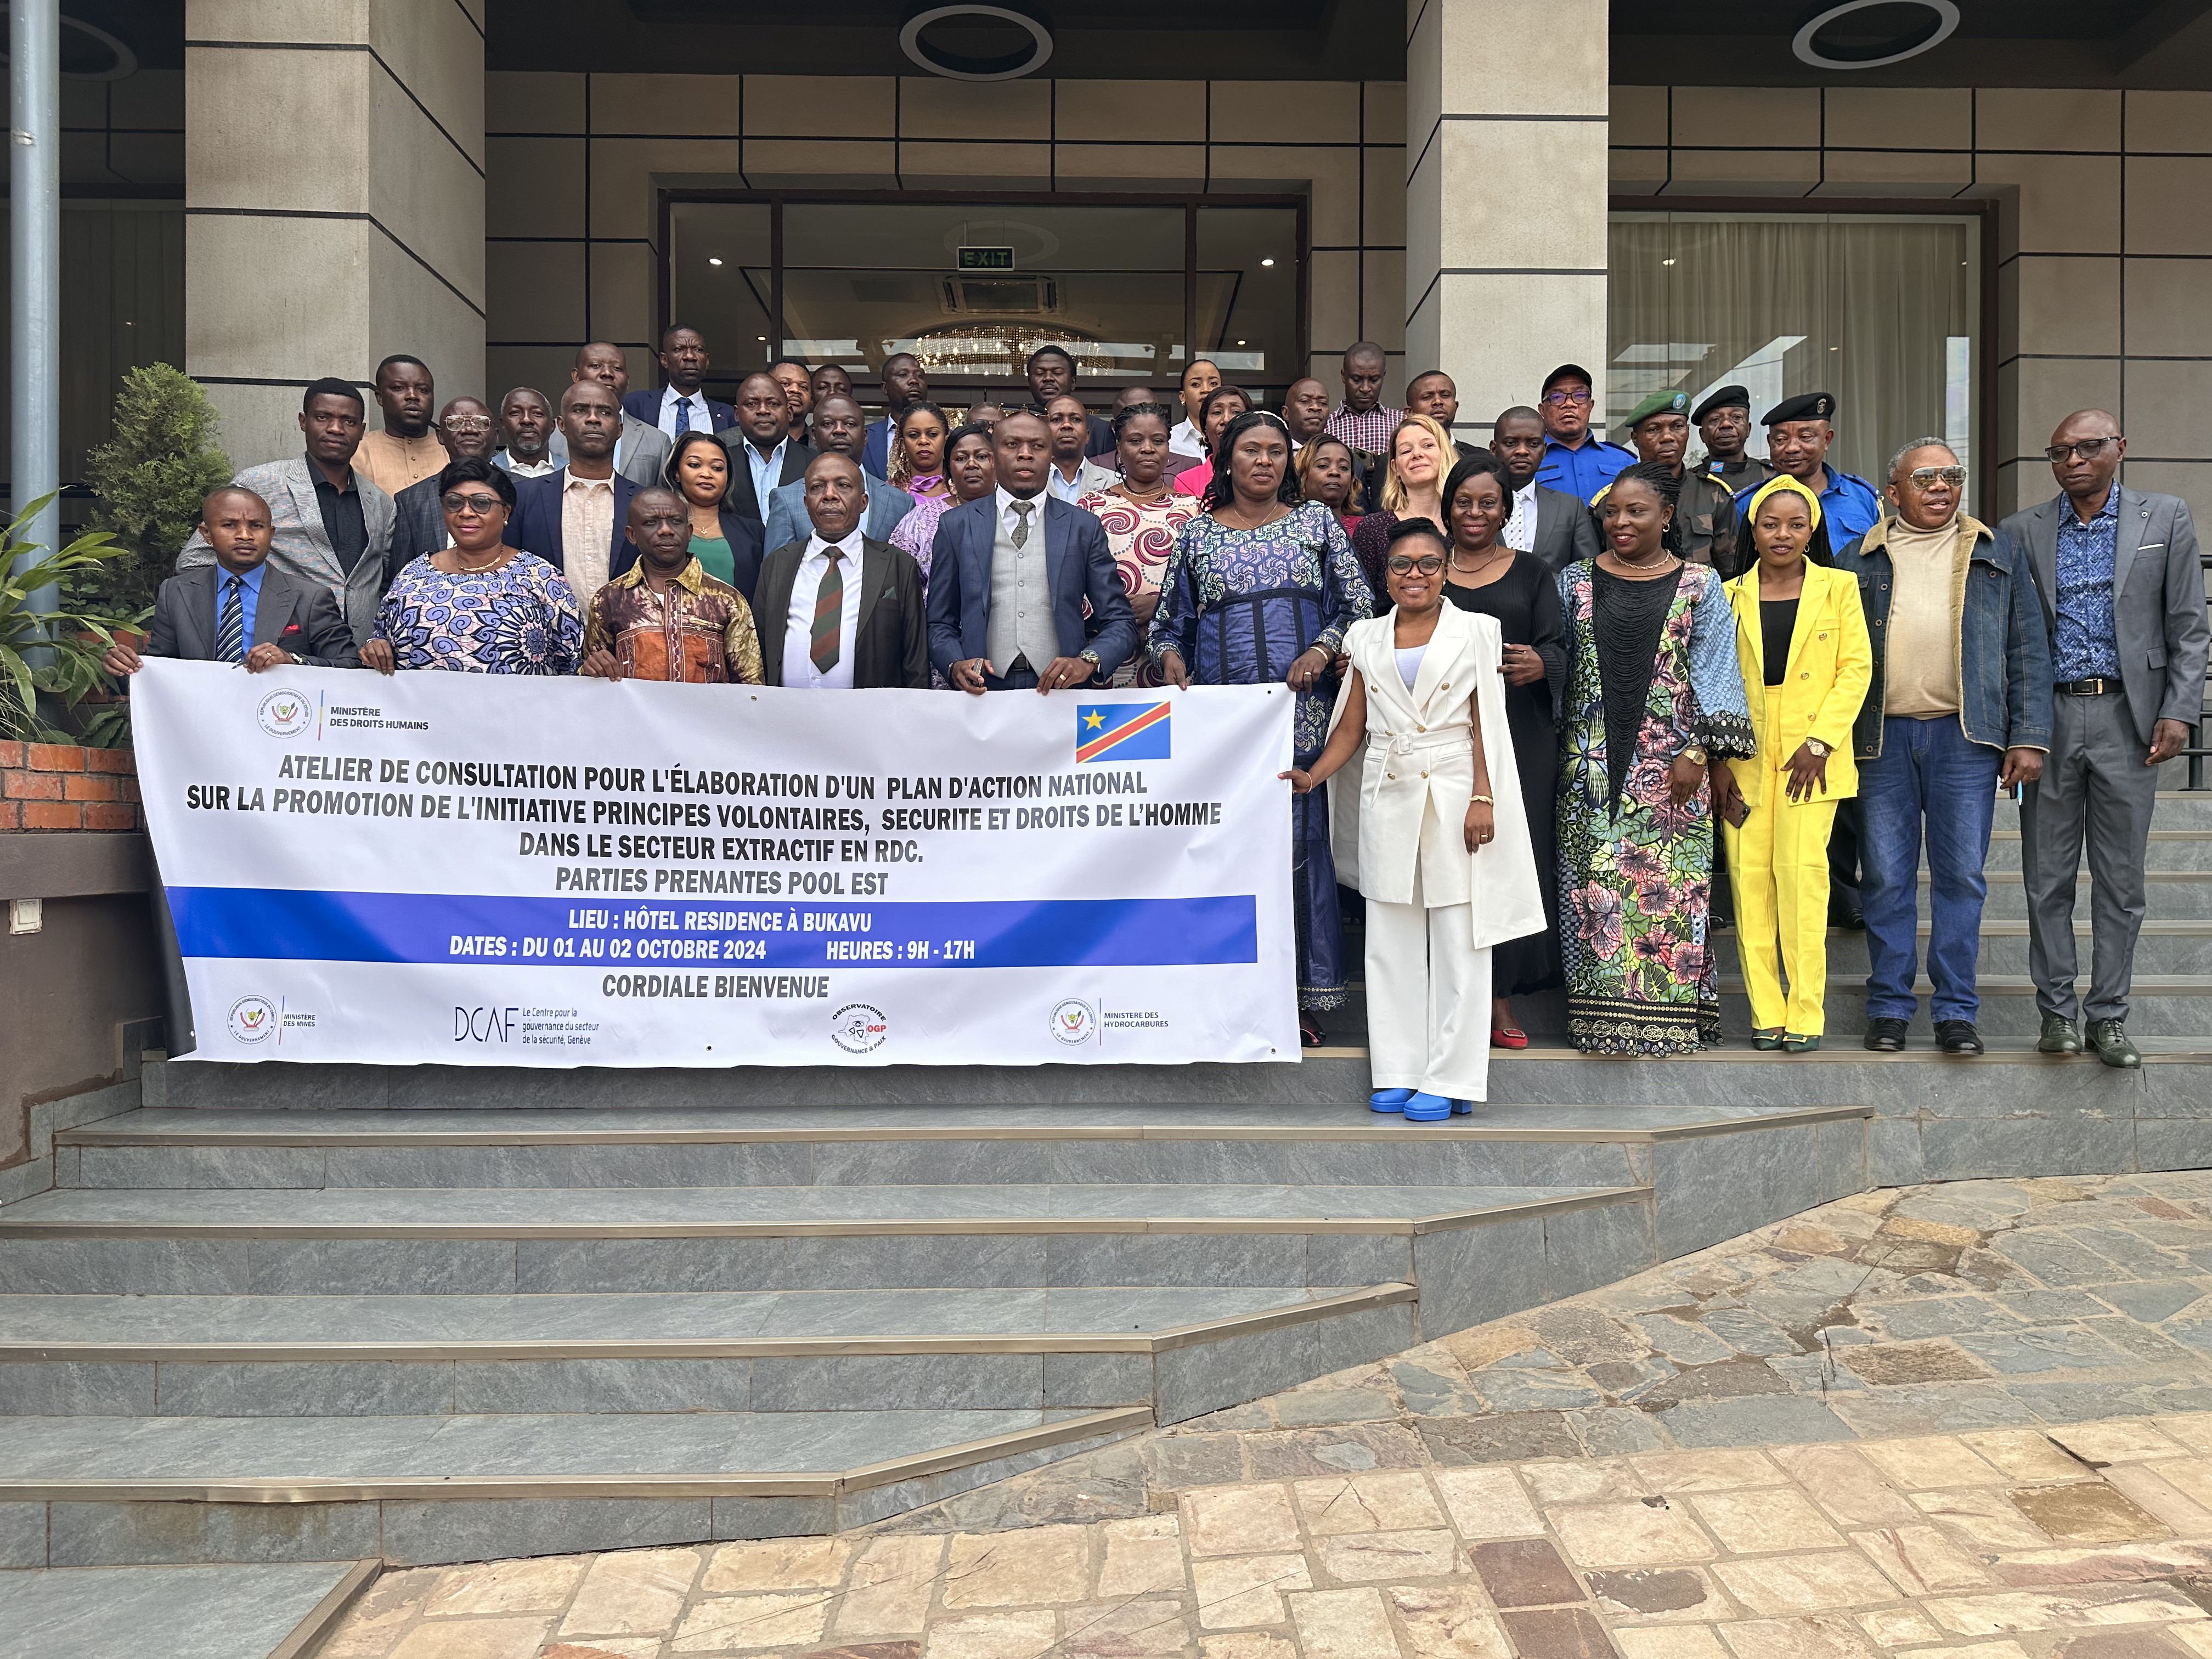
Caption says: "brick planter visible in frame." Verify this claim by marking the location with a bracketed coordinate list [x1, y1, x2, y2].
[0, 741, 140, 831]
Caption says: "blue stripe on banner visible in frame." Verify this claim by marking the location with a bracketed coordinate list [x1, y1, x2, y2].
[167, 889, 1259, 969]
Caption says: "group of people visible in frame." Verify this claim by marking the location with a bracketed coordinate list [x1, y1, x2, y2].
[106, 328, 2207, 1115]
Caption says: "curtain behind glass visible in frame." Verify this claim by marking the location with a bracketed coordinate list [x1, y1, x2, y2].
[1610, 212, 1974, 509]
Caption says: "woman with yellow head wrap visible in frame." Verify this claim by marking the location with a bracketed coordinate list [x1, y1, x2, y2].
[1712, 473, 1874, 1050]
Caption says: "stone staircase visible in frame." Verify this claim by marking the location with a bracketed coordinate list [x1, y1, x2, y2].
[0, 1093, 1867, 1566]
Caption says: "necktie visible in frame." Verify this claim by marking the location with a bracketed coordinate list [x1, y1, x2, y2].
[675, 397, 692, 436]
[215, 574, 245, 663]
[1011, 499, 1034, 548]
[810, 547, 844, 675]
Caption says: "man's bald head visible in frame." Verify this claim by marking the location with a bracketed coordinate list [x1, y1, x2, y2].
[2047, 408, 2128, 507]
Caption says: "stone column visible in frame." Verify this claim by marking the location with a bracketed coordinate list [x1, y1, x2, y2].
[184, 0, 485, 467]
[1405, 0, 1609, 445]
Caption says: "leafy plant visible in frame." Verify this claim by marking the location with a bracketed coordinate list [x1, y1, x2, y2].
[79, 363, 233, 615]
[1, 494, 146, 746]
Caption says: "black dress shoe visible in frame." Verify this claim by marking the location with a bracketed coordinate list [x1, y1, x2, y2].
[1863, 1017, 1908, 1052]
[1935, 1019, 1985, 1056]
[1830, 898, 1865, 930]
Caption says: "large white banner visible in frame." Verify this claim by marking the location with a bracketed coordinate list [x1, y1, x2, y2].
[130, 661, 1297, 1068]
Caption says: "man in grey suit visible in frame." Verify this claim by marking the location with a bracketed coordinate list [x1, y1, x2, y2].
[109, 487, 357, 674]
[563, 341, 674, 487]
[1492, 405, 1601, 573]
[177, 378, 394, 646]
[2005, 409, 2210, 1068]
[389, 394, 500, 577]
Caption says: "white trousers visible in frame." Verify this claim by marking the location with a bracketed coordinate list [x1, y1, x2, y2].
[1364, 865, 1494, 1102]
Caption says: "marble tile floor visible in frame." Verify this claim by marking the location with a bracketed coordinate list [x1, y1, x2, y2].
[0, 1560, 357, 1659]
[311, 1172, 2212, 1659]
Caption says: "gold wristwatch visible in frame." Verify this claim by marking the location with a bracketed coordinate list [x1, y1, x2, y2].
[1805, 738, 1830, 758]
[1681, 745, 1707, 767]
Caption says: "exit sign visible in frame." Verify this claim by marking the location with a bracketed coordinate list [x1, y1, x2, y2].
[957, 246, 1015, 271]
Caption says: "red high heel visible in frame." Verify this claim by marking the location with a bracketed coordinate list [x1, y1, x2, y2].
[1490, 1026, 1529, 1049]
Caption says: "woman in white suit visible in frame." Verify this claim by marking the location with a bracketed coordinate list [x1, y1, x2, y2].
[1287, 518, 1546, 1120]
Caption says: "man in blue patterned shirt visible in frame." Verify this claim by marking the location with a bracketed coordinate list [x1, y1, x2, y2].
[2004, 410, 2210, 1068]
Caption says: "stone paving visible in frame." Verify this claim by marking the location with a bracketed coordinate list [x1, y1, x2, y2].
[317, 1171, 2212, 1659]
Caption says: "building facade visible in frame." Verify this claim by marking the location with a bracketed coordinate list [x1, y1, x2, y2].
[19, 1, 2212, 524]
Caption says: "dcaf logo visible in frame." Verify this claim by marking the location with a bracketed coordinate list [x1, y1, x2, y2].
[227, 995, 278, 1044]
[1050, 998, 1097, 1045]
[256, 688, 313, 738]
[831, 1002, 889, 1054]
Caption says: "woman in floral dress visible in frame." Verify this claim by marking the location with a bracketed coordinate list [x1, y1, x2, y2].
[1555, 462, 1752, 1054]
[361, 458, 582, 676]
[1075, 401, 1199, 687]
[1152, 410, 1374, 1044]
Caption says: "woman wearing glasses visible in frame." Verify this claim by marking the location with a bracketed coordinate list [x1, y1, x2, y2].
[1556, 462, 1753, 1054]
[1288, 519, 1544, 1118]
[361, 458, 582, 676]
[1710, 477, 1872, 1052]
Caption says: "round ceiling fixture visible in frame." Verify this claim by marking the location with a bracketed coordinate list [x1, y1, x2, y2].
[0, 12, 138, 80]
[900, 2, 1053, 81]
[1791, 0, 1959, 69]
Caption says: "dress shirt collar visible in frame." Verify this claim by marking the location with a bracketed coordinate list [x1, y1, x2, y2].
[995, 486, 1047, 531]
[2070, 482, 2120, 527]
[216, 561, 266, 598]
[662, 386, 710, 419]
[805, 524, 865, 561]
[563, 469, 616, 493]
[305, 454, 357, 493]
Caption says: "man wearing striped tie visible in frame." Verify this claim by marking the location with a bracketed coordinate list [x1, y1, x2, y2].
[753, 453, 930, 689]
[104, 487, 359, 678]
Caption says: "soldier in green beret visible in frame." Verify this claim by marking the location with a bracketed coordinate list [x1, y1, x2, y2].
[1627, 388, 1741, 575]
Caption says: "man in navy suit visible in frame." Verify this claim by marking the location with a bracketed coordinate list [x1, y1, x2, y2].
[505, 379, 640, 614]
[107, 487, 357, 675]
[926, 410, 1138, 693]
[860, 352, 930, 479]
[620, 323, 734, 439]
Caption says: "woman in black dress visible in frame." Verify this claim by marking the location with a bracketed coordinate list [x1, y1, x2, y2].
[1438, 451, 1567, 1046]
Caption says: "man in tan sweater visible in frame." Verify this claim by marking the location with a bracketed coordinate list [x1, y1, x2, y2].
[1832, 441, 2051, 1056]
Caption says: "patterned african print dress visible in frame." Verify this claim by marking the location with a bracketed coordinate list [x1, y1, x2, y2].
[1150, 500, 1374, 1014]
[1555, 560, 1753, 1054]
[1075, 484, 1200, 687]
[375, 552, 583, 674]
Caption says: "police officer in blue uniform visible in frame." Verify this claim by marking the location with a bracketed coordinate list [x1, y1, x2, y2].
[1731, 392, 1881, 550]
[1533, 362, 1635, 501]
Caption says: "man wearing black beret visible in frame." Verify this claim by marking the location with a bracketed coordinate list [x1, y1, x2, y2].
[1733, 392, 1882, 547]
[1692, 384, 1774, 491]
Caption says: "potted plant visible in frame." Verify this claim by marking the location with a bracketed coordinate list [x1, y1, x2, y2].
[2, 495, 145, 748]
[78, 363, 233, 618]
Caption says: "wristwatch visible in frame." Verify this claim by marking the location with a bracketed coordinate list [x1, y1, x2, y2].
[1078, 650, 1101, 673]
[1804, 738, 1830, 759]
[1681, 745, 1708, 767]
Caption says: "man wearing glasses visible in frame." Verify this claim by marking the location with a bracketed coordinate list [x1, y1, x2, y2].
[1532, 364, 1634, 502]
[2004, 412, 2208, 1068]
[1735, 392, 1882, 548]
[388, 396, 501, 583]
[1836, 441, 2050, 1057]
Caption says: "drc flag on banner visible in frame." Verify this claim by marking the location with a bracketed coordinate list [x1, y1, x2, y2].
[1076, 701, 1171, 764]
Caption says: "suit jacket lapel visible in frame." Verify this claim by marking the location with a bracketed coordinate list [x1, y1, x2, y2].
[1041, 498, 1070, 601]
[1728, 575, 1765, 688]
[757, 554, 796, 684]
[252, 572, 294, 648]
[284, 464, 346, 589]
[186, 566, 220, 657]
[2030, 497, 2059, 604]
[1407, 601, 1463, 710]
[2113, 485, 2147, 597]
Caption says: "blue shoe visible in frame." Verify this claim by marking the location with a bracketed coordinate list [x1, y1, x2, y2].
[1403, 1092, 1453, 1122]
[1451, 1099, 1475, 1115]
[1368, 1088, 1413, 1113]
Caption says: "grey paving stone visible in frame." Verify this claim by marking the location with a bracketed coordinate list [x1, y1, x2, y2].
[0, 1561, 353, 1659]
[1995, 1288, 2125, 1322]
[2093, 1278, 2212, 1322]
[1470, 1368, 1608, 1412]
[1870, 1296, 2024, 1340]
[1632, 1312, 1736, 1367]
[1654, 1393, 1859, 1448]
[1954, 1325, 2143, 1374]
[1568, 1407, 1671, 1455]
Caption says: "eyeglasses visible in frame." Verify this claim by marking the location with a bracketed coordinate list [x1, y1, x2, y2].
[443, 492, 504, 513]
[1385, 554, 1446, 575]
[442, 417, 494, 435]
[1906, 466, 1967, 489]
[1542, 389, 1593, 407]
[2045, 437, 2121, 463]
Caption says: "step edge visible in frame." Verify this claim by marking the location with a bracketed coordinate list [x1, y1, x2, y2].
[0, 1285, 1420, 1364]
[269, 1559, 382, 1659]
[0, 1406, 1156, 1506]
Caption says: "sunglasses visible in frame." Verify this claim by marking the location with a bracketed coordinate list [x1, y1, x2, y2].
[2045, 437, 2120, 463]
[1906, 466, 1967, 489]
[1386, 554, 1446, 575]
[442, 417, 494, 435]
[443, 492, 504, 513]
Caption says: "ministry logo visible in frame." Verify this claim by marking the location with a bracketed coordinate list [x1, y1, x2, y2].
[831, 1002, 889, 1054]
[227, 995, 278, 1044]
[256, 688, 313, 738]
[1050, 998, 1097, 1045]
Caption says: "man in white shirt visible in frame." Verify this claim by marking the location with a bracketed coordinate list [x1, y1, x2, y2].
[1043, 394, 1120, 504]
[620, 324, 734, 440]
[493, 387, 560, 479]
[754, 453, 929, 689]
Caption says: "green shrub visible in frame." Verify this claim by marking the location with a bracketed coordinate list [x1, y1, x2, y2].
[79, 363, 233, 615]
[1, 495, 145, 746]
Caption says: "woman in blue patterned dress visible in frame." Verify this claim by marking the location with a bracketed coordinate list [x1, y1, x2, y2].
[360, 458, 583, 676]
[1556, 462, 1753, 1054]
[1152, 410, 1374, 1043]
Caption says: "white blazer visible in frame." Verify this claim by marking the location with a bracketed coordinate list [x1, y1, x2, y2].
[1328, 603, 1546, 951]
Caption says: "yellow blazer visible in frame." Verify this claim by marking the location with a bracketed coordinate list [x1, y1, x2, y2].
[1722, 562, 1874, 809]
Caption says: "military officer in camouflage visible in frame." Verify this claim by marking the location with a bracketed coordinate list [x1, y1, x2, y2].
[1625, 387, 1741, 575]
[1692, 383, 1774, 492]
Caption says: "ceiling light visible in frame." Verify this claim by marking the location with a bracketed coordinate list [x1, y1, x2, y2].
[757, 336, 768, 343]
[900, 2, 1054, 81]
[1662, 258, 1675, 267]
[1261, 258, 1276, 268]
[1791, 0, 1959, 70]
[708, 257, 723, 267]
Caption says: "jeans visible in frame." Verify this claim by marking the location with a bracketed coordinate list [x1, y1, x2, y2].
[1859, 715, 2000, 1023]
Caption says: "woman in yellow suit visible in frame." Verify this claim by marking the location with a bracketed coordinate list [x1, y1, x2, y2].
[1712, 476, 1872, 1052]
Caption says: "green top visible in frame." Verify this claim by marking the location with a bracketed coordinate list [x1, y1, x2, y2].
[689, 534, 733, 589]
